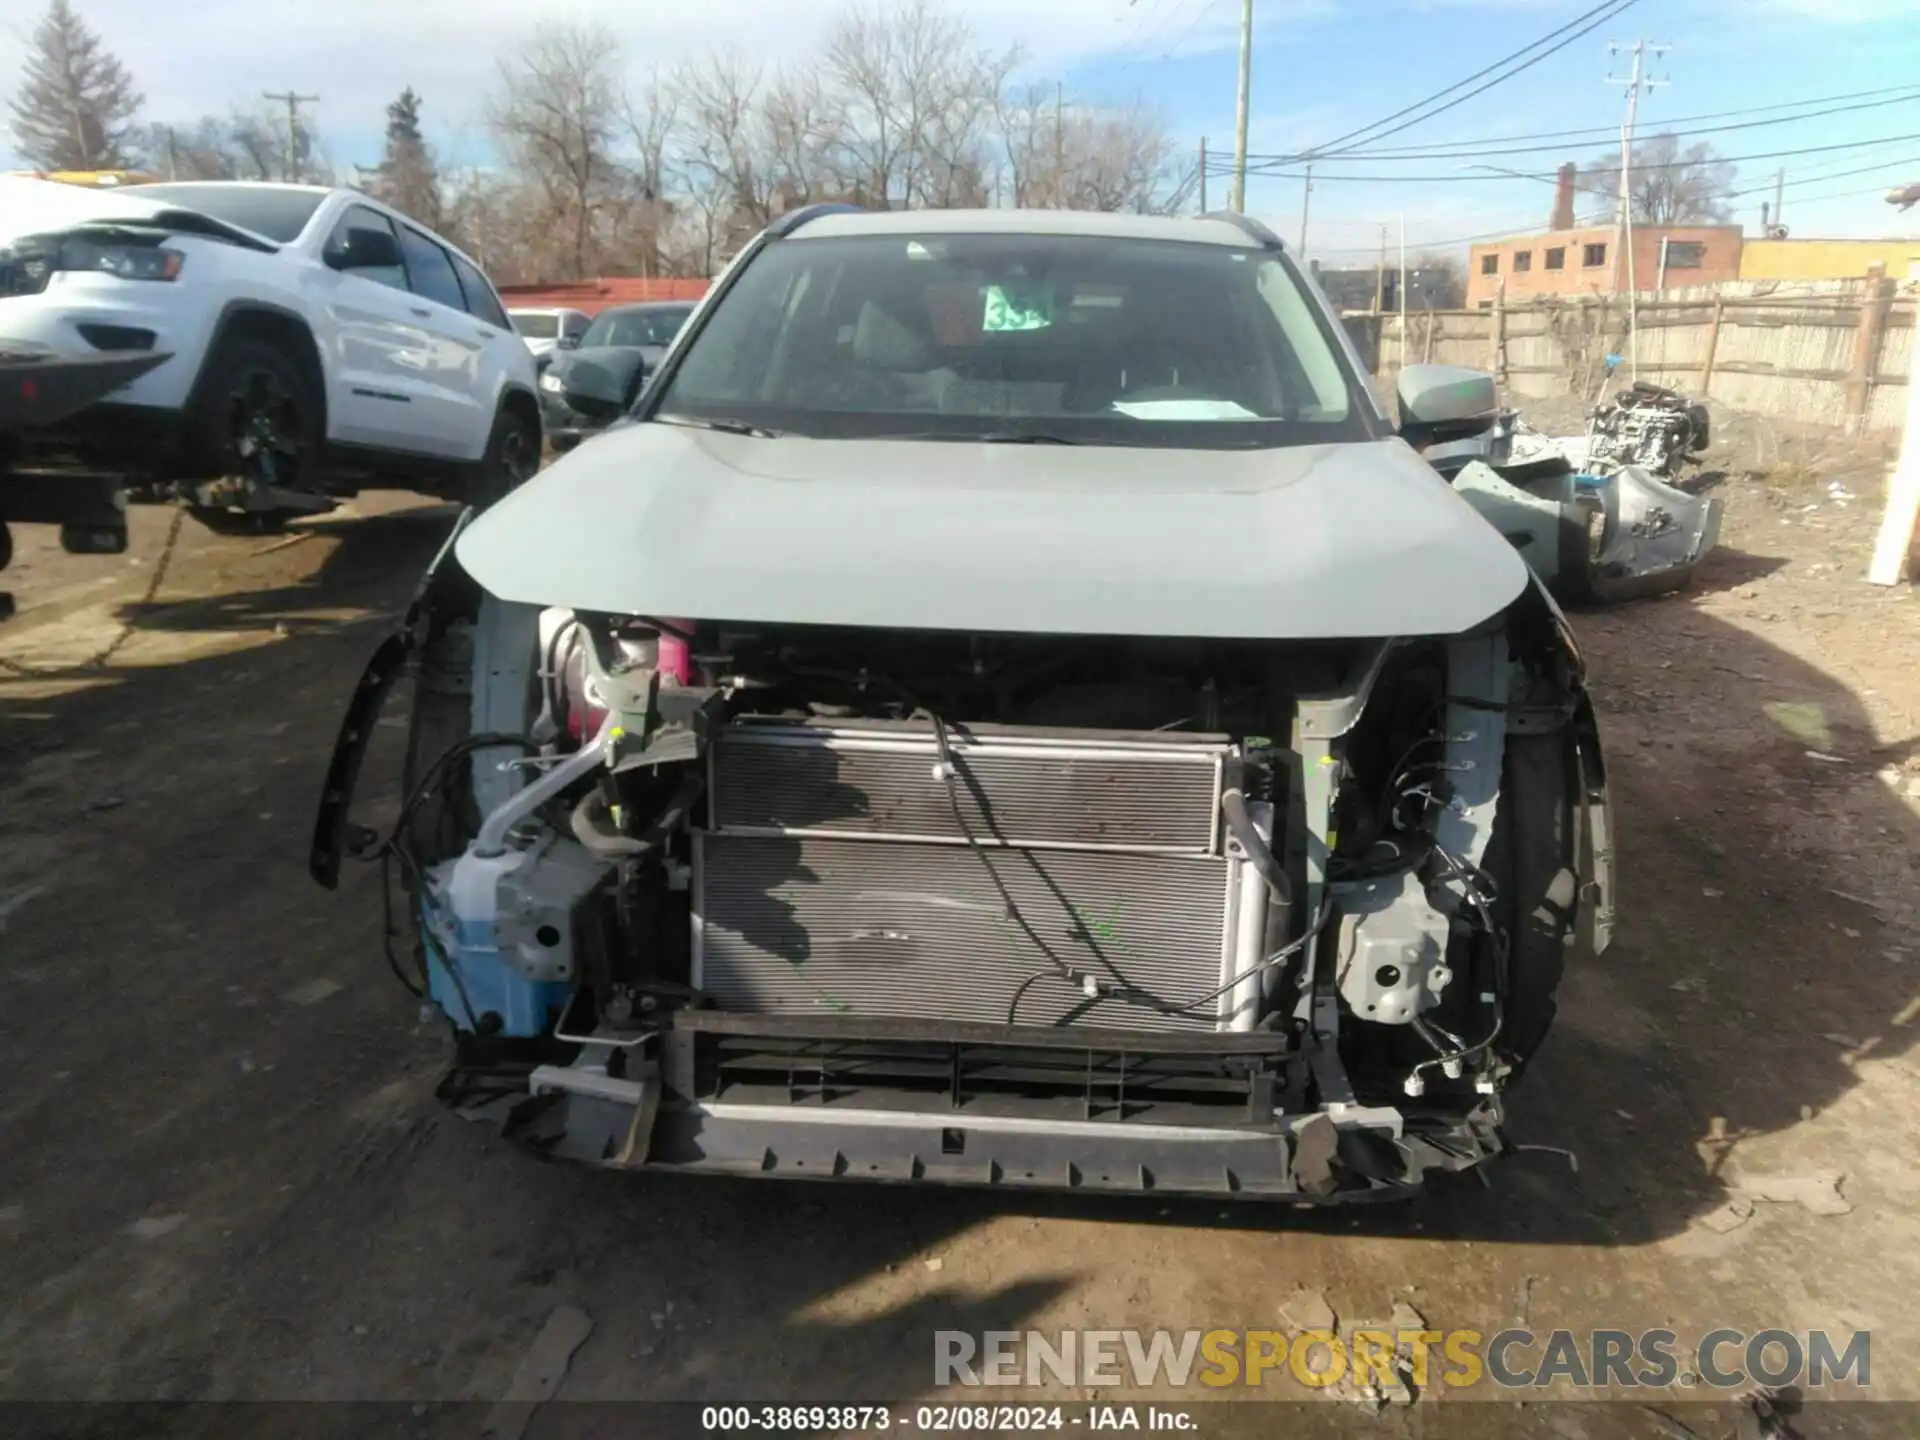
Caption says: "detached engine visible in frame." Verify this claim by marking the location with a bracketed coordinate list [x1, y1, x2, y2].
[1585, 380, 1711, 479]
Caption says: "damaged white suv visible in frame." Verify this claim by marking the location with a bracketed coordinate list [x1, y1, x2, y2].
[313, 206, 1613, 1201]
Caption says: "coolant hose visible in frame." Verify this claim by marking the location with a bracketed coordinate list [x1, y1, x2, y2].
[1221, 776, 1295, 910]
[570, 772, 705, 860]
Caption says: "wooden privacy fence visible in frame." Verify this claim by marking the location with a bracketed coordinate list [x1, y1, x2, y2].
[1346, 276, 1916, 434]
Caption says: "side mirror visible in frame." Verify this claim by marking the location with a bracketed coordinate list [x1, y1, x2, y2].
[1396, 364, 1498, 449]
[326, 227, 404, 273]
[559, 358, 628, 420]
[555, 333, 581, 351]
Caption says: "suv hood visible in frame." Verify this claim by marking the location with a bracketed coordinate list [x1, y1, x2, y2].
[457, 424, 1530, 640]
[0, 176, 276, 250]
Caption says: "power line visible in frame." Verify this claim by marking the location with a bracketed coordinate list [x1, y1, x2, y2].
[1272, 153, 1920, 258]
[1312, 83, 1920, 160]
[1725, 152, 1920, 199]
[1156, 0, 1228, 59]
[1292, 0, 1641, 161]
[1105, 0, 1198, 78]
[1214, 129, 1920, 181]
[1238, 88, 1920, 165]
[1773, 178, 1920, 208]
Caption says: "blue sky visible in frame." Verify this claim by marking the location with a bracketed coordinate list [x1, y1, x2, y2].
[6, 0, 1920, 262]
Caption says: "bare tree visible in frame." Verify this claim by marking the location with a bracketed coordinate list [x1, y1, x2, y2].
[462, 0, 1183, 282]
[609, 72, 679, 275]
[1581, 133, 1735, 225]
[136, 110, 330, 184]
[668, 52, 780, 275]
[141, 118, 238, 180]
[488, 20, 625, 279]
[221, 106, 331, 184]
[1058, 104, 1176, 212]
[818, 0, 1016, 208]
[8, 0, 143, 170]
[440, 167, 522, 277]
[998, 86, 1174, 212]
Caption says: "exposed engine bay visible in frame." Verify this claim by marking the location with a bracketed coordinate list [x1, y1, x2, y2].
[312, 541, 1612, 1201]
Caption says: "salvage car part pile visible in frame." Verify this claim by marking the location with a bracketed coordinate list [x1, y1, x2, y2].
[1417, 380, 1723, 606]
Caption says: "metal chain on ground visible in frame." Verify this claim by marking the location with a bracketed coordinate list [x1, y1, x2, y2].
[0, 505, 190, 679]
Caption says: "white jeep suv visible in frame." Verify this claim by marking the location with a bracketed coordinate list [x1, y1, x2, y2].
[0, 177, 540, 529]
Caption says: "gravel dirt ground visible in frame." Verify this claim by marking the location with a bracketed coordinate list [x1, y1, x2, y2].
[2, 415, 1919, 1437]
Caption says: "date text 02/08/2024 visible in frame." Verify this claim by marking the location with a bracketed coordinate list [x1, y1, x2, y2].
[699, 1406, 1199, 1431]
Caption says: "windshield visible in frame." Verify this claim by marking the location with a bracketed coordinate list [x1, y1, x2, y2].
[583, 307, 692, 349]
[122, 184, 324, 243]
[651, 232, 1374, 448]
[512, 312, 561, 339]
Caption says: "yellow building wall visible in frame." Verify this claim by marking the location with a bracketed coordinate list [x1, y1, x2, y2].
[1739, 238, 1920, 281]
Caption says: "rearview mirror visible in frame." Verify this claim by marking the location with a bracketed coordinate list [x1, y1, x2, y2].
[326, 227, 404, 273]
[1396, 364, 1498, 449]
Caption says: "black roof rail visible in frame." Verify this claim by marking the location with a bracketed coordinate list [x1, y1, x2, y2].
[766, 202, 869, 238]
[1200, 211, 1284, 249]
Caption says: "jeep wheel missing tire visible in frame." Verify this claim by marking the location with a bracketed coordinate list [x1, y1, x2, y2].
[471, 406, 539, 510]
[186, 334, 322, 530]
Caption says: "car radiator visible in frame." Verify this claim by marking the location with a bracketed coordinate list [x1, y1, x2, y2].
[692, 721, 1271, 1034]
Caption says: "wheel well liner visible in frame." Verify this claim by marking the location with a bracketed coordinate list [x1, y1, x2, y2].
[189, 302, 329, 439]
[500, 385, 541, 436]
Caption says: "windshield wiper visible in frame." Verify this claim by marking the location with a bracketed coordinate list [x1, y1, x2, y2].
[880, 430, 1083, 445]
[653, 413, 785, 439]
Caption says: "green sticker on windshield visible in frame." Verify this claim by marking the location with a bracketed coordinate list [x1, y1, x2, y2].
[982, 283, 1053, 332]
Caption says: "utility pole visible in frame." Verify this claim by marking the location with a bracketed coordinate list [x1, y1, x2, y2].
[163, 125, 179, 181]
[262, 90, 320, 183]
[1606, 40, 1667, 382]
[1398, 213, 1409, 351]
[1298, 165, 1313, 256]
[1054, 82, 1065, 206]
[1374, 223, 1387, 312]
[1773, 166, 1785, 233]
[1199, 137, 1208, 213]
[1230, 0, 1252, 212]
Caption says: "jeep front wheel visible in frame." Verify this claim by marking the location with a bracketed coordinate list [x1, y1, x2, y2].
[471, 407, 540, 510]
[185, 334, 320, 532]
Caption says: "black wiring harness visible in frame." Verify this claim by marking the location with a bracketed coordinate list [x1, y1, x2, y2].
[922, 713, 1318, 1029]
[1384, 746, 1514, 1086]
[352, 731, 541, 1017]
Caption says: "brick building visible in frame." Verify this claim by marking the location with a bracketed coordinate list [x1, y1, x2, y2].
[1463, 164, 1743, 308]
